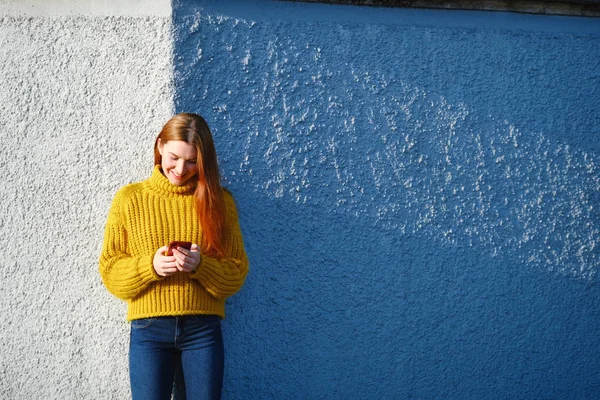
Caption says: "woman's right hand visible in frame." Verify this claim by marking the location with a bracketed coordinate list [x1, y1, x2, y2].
[153, 246, 179, 277]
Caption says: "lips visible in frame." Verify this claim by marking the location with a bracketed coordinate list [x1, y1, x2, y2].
[169, 170, 186, 183]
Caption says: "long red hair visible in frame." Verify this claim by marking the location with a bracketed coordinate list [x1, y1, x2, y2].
[154, 113, 226, 257]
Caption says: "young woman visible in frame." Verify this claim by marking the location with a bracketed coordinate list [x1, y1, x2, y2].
[99, 113, 248, 399]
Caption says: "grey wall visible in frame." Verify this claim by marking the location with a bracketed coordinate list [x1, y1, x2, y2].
[0, 1, 173, 398]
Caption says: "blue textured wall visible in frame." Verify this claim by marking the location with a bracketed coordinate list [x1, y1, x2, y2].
[173, 1, 600, 398]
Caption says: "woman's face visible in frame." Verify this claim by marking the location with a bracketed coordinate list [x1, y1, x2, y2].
[157, 139, 198, 186]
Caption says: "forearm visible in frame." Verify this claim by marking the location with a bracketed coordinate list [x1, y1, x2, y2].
[99, 253, 160, 300]
[191, 253, 248, 299]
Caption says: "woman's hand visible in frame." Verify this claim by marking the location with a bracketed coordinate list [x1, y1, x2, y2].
[153, 246, 179, 277]
[173, 243, 202, 273]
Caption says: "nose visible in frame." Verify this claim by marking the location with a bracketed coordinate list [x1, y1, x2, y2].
[175, 159, 186, 175]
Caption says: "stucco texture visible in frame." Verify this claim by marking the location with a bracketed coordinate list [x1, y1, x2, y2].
[0, 14, 173, 399]
[1, 0, 600, 399]
[173, 1, 600, 399]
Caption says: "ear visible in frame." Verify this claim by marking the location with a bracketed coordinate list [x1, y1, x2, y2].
[157, 138, 164, 156]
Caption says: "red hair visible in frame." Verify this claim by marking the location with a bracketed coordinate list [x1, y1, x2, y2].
[154, 113, 226, 257]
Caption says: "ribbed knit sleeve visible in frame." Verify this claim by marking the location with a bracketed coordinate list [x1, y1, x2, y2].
[99, 186, 161, 300]
[191, 193, 249, 299]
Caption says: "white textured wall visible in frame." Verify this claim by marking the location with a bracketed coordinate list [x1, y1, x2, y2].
[0, 1, 173, 398]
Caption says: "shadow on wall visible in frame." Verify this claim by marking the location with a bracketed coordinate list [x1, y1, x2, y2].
[224, 186, 600, 399]
[172, 0, 600, 398]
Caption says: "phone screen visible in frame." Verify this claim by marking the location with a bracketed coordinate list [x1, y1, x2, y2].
[166, 241, 192, 256]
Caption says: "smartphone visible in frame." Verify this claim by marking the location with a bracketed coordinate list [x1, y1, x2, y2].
[166, 241, 192, 256]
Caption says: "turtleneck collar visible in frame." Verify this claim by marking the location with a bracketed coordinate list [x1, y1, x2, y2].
[145, 165, 197, 196]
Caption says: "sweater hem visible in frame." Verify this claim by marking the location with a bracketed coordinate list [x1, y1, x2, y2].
[127, 309, 225, 322]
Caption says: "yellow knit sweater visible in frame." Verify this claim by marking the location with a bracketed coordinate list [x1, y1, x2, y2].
[99, 165, 248, 321]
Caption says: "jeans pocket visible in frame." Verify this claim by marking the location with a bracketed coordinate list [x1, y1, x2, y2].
[131, 318, 154, 329]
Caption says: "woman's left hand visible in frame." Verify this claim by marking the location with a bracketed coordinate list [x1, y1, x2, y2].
[173, 243, 202, 273]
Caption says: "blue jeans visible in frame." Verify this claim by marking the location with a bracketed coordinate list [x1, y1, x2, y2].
[129, 315, 224, 400]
